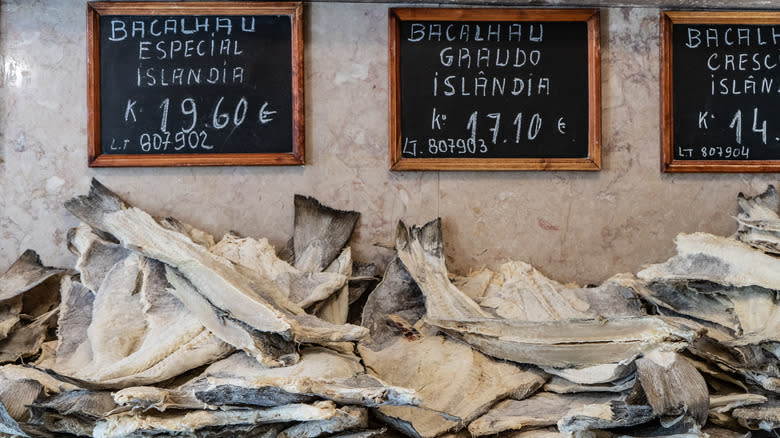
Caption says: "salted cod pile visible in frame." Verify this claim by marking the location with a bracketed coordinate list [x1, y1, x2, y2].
[0, 179, 777, 438]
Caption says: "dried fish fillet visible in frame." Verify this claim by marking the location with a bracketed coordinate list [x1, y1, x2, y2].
[557, 400, 655, 433]
[542, 362, 636, 385]
[395, 219, 490, 320]
[28, 390, 119, 437]
[68, 224, 131, 294]
[635, 351, 709, 427]
[361, 258, 426, 350]
[0, 250, 64, 303]
[293, 194, 360, 273]
[65, 179, 367, 352]
[452, 268, 494, 300]
[687, 336, 780, 393]
[637, 282, 740, 332]
[0, 400, 28, 437]
[468, 392, 617, 436]
[312, 248, 352, 325]
[479, 261, 592, 321]
[0, 378, 42, 422]
[278, 405, 367, 438]
[0, 296, 22, 343]
[736, 186, 780, 254]
[114, 347, 417, 411]
[210, 233, 347, 310]
[360, 336, 546, 438]
[52, 257, 233, 387]
[0, 364, 79, 394]
[0, 250, 63, 350]
[0, 307, 58, 364]
[348, 262, 378, 305]
[638, 233, 780, 290]
[429, 316, 695, 368]
[732, 400, 780, 431]
[93, 401, 339, 438]
[165, 267, 296, 367]
[544, 374, 635, 394]
[710, 394, 767, 414]
[727, 288, 780, 345]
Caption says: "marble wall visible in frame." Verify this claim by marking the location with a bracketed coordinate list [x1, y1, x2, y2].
[0, 1, 776, 285]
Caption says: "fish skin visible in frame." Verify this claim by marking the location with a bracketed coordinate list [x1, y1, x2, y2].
[0, 400, 28, 437]
[293, 194, 360, 273]
[635, 351, 709, 427]
[93, 401, 339, 438]
[0, 250, 65, 303]
[395, 219, 490, 321]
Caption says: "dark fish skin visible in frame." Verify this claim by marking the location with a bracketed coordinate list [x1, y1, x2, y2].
[635, 352, 709, 427]
[293, 195, 360, 273]
[195, 384, 316, 407]
[360, 258, 425, 351]
[0, 250, 65, 303]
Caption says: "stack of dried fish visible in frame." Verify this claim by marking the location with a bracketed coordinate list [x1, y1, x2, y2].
[0, 179, 415, 437]
[0, 179, 777, 437]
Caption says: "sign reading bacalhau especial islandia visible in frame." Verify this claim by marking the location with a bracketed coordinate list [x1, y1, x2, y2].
[86, 2, 304, 167]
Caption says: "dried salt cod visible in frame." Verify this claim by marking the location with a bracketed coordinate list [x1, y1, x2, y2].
[277, 405, 367, 438]
[394, 220, 692, 371]
[51, 261, 233, 388]
[68, 224, 131, 295]
[637, 232, 780, 290]
[731, 399, 780, 431]
[92, 400, 339, 438]
[430, 316, 695, 369]
[164, 268, 297, 367]
[28, 390, 119, 437]
[0, 250, 63, 362]
[360, 335, 546, 438]
[312, 248, 352, 326]
[451, 268, 494, 300]
[348, 262, 378, 306]
[292, 194, 360, 273]
[478, 261, 591, 320]
[736, 185, 780, 254]
[0, 250, 65, 304]
[635, 282, 740, 332]
[395, 219, 490, 320]
[0, 307, 58, 364]
[0, 401, 27, 437]
[544, 374, 636, 394]
[557, 399, 656, 434]
[210, 233, 348, 310]
[468, 392, 621, 436]
[65, 179, 367, 364]
[0, 363, 81, 430]
[360, 258, 426, 351]
[633, 351, 709, 427]
[113, 347, 417, 412]
[542, 362, 636, 386]
[0, 378, 42, 422]
[359, 254, 545, 438]
[708, 394, 768, 428]
[687, 336, 780, 393]
[636, 281, 780, 346]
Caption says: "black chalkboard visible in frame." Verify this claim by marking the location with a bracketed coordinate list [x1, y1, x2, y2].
[87, 2, 303, 167]
[662, 11, 780, 172]
[389, 8, 601, 171]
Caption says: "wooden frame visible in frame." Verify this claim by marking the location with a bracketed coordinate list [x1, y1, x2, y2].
[86, 1, 304, 167]
[388, 8, 601, 171]
[661, 11, 780, 172]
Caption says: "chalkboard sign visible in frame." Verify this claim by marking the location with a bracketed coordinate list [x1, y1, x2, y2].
[87, 2, 303, 167]
[662, 11, 780, 172]
[389, 8, 601, 171]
